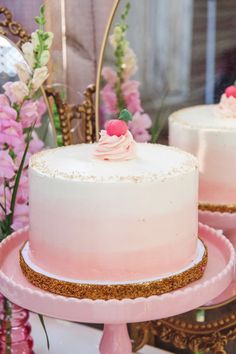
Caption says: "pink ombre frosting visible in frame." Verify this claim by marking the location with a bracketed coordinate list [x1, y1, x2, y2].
[28, 143, 198, 282]
[169, 105, 236, 205]
[217, 93, 236, 119]
[94, 130, 136, 161]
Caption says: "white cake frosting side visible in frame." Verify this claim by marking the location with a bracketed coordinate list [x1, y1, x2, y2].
[169, 105, 236, 204]
[29, 143, 199, 282]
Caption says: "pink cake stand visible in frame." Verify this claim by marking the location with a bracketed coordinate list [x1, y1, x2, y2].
[0, 223, 234, 354]
[199, 210, 236, 307]
[199, 210, 236, 239]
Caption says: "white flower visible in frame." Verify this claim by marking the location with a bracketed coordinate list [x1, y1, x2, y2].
[45, 32, 54, 48]
[22, 42, 35, 68]
[39, 50, 50, 66]
[31, 31, 40, 49]
[109, 34, 117, 49]
[3, 81, 29, 104]
[123, 47, 138, 79]
[109, 26, 123, 49]
[31, 66, 48, 92]
[15, 62, 31, 83]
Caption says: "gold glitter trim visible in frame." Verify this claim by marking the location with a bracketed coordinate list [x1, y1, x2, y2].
[199, 202, 236, 214]
[19, 244, 208, 300]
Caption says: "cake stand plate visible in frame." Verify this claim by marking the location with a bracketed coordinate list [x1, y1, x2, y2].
[199, 209, 236, 238]
[202, 272, 236, 309]
[199, 210, 236, 308]
[0, 224, 234, 354]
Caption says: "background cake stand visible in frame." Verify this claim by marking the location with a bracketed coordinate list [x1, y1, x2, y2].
[0, 223, 234, 354]
[199, 209, 236, 307]
[199, 209, 236, 240]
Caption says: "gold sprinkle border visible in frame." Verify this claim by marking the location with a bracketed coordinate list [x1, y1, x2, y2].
[19, 243, 207, 300]
[199, 202, 236, 214]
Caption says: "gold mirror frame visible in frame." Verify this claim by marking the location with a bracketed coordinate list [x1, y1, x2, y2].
[95, 1, 236, 352]
[46, 84, 96, 145]
[0, 6, 30, 45]
[0, 6, 97, 146]
[95, 0, 120, 141]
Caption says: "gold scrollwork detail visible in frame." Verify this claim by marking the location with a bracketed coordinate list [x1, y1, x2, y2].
[77, 84, 96, 143]
[46, 84, 96, 145]
[131, 312, 236, 354]
[0, 7, 30, 46]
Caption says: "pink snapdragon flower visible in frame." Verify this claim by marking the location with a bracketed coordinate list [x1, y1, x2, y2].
[122, 80, 143, 114]
[102, 67, 117, 86]
[129, 112, 152, 142]
[3, 81, 29, 104]
[11, 203, 29, 231]
[29, 131, 44, 154]
[101, 84, 118, 114]
[0, 103, 17, 121]
[0, 185, 11, 220]
[20, 100, 41, 128]
[20, 98, 46, 129]
[0, 118, 23, 149]
[0, 150, 16, 180]
[36, 97, 47, 117]
[0, 94, 10, 106]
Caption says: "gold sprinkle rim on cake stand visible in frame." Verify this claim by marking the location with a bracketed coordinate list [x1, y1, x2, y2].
[199, 202, 236, 214]
[19, 241, 208, 301]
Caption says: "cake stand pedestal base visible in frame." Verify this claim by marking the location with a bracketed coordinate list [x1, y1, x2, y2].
[0, 224, 234, 354]
[100, 324, 132, 354]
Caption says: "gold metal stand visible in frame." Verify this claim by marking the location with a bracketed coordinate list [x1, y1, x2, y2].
[131, 300, 236, 353]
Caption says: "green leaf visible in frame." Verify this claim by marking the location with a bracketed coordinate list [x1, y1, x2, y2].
[8, 149, 16, 160]
[0, 202, 6, 213]
[35, 4, 46, 29]
[118, 109, 132, 122]
[40, 4, 45, 17]
[38, 314, 50, 350]
[35, 16, 41, 25]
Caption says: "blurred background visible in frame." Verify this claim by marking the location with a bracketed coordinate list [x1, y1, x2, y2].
[99, 0, 236, 142]
[3, 0, 236, 117]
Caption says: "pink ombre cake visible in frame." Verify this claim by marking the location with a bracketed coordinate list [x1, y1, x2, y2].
[169, 86, 236, 206]
[20, 110, 207, 299]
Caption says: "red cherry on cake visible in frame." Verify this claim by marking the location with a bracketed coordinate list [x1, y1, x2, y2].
[106, 119, 128, 137]
[225, 85, 236, 98]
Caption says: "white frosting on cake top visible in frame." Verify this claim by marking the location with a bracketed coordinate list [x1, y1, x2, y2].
[30, 143, 197, 182]
[169, 105, 236, 131]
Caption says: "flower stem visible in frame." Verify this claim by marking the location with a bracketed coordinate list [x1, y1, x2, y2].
[9, 124, 35, 227]
[114, 1, 131, 111]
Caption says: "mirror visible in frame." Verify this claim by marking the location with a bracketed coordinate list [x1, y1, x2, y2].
[0, 34, 57, 147]
[96, 0, 236, 143]
[0, 36, 28, 89]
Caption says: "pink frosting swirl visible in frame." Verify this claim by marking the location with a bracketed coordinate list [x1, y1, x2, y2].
[217, 93, 236, 119]
[94, 130, 136, 161]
